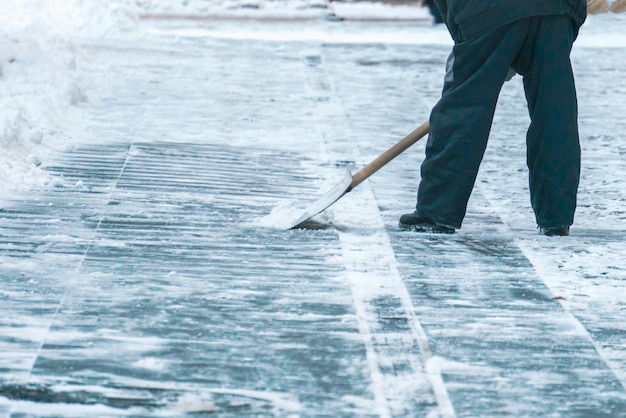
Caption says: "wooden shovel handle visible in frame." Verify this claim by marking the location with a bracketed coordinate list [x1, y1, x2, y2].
[349, 120, 430, 191]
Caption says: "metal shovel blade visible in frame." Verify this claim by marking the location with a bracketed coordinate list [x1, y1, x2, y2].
[289, 169, 353, 229]
[288, 120, 430, 230]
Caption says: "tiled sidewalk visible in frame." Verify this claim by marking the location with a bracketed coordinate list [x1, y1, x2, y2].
[1, 18, 625, 417]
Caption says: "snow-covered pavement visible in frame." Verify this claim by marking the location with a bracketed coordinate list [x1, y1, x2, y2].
[1, 2, 626, 416]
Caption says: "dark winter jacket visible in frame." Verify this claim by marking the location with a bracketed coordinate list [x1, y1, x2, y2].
[433, 0, 587, 42]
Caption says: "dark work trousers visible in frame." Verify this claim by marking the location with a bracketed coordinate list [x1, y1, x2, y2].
[416, 15, 580, 229]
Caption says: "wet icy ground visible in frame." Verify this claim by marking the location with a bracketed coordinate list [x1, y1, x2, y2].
[1, 13, 626, 417]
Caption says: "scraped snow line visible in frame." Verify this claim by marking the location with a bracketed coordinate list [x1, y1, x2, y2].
[332, 186, 456, 417]
[513, 240, 626, 392]
[303, 48, 455, 417]
[17, 142, 134, 401]
[474, 183, 626, 392]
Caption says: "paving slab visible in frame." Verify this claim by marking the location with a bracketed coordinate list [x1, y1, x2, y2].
[1, 17, 626, 417]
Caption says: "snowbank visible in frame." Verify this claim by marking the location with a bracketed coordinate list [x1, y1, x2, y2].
[0, 0, 135, 200]
[0, 33, 80, 192]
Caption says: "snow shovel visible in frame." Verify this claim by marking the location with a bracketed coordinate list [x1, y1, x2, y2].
[289, 120, 430, 229]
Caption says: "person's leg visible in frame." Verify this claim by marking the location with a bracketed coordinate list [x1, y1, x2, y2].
[512, 15, 580, 229]
[414, 21, 530, 229]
